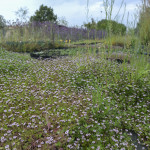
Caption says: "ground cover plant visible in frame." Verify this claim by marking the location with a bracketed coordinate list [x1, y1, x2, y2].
[0, 0, 150, 149]
[0, 44, 150, 149]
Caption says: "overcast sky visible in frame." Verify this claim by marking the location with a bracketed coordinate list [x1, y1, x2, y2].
[0, 0, 141, 27]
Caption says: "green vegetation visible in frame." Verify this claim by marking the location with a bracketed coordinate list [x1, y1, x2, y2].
[0, 46, 149, 149]
[137, 0, 150, 45]
[0, 0, 150, 149]
[85, 19, 126, 35]
[0, 15, 6, 29]
[97, 19, 126, 35]
[101, 35, 139, 50]
[30, 4, 57, 23]
[1, 41, 66, 53]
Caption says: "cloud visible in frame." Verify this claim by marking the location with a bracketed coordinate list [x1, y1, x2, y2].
[53, 1, 104, 26]
[53, 1, 86, 26]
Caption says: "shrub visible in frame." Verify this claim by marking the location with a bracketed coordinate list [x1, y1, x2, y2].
[0, 41, 65, 53]
[97, 19, 126, 35]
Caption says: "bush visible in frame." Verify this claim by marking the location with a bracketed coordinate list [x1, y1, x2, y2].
[97, 19, 126, 35]
[0, 41, 66, 53]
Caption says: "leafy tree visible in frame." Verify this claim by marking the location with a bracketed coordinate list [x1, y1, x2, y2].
[84, 18, 97, 29]
[84, 19, 126, 35]
[97, 19, 108, 30]
[30, 4, 57, 22]
[97, 19, 126, 35]
[0, 15, 6, 29]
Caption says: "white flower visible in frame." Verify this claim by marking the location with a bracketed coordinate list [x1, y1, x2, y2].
[5, 145, 9, 149]
[65, 130, 69, 135]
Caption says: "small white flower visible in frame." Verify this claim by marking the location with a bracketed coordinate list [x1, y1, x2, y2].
[5, 145, 9, 149]
[65, 130, 69, 135]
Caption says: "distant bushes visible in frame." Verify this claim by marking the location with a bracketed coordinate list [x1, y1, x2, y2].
[97, 19, 126, 35]
[84, 19, 126, 35]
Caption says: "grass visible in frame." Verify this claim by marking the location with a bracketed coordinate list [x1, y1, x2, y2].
[0, 44, 150, 149]
[100, 35, 139, 50]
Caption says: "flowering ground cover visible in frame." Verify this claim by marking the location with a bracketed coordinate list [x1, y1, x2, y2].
[0, 48, 150, 150]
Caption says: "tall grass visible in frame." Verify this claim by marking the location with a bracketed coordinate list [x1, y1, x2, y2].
[138, 0, 150, 45]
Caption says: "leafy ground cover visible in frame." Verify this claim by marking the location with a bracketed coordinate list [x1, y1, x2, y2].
[0, 47, 150, 150]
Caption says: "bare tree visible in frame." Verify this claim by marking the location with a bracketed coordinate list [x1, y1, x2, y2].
[15, 7, 29, 23]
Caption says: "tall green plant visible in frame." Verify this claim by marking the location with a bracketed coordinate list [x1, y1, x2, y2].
[137, 0, 150, 45]
[103, 0, 114, 37]
[102, 0, 125, 51]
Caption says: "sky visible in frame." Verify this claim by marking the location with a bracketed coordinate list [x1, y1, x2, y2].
[0, 0, 141, 27]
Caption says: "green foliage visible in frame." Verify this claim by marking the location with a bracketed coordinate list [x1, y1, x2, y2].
[101, 35, 139, 50]
[84, 19, 126, 35]
[30, 4, 57, 22]
[0, 47, 150, 149]
[0, 15, 6, 29]
[0, 41, 65, 52]
[84, 18, 97, 29]
[137, 0, 150, 45]
[97, 19, 126, 35]
[0, 49, 32, 75]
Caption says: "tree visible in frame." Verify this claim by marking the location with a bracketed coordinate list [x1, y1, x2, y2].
[30, 4, 57, 22]
[97, 19, 126, 35]
[84, 18, 126, 35]
[15, 7, 29, 23]
[58, 16, 68, 27]
[0, 15, 6, 29]
[84, 18, 97, 29]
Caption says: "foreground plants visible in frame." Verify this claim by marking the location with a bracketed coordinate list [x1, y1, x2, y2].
[0, 48, 149, 150]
